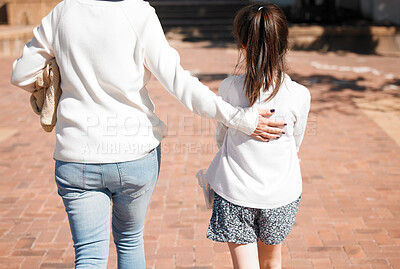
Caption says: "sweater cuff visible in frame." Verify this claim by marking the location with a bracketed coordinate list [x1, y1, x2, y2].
[232, 107, 259, 136]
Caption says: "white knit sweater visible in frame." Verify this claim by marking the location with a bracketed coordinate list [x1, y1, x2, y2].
[205, 74, 311, 209]
[11, 0, 259, 163]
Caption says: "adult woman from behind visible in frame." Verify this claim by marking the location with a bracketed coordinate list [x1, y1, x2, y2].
[10, 0, 285, 268]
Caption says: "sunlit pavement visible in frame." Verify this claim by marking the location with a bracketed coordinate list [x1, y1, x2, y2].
[0, 41, 399, 269]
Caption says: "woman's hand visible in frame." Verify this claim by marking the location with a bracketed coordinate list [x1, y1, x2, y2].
[251, 109, 286, 142]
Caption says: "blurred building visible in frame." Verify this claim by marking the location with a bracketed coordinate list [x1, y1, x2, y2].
[0, 0, 399, 56]
[269, 0, 400, 25]
[0, 0, 399, 26]
[0, 0, 58, 25]
[359, 0, 400, 25]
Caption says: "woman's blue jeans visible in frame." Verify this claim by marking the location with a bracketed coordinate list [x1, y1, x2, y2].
[55, 145, 161, 269]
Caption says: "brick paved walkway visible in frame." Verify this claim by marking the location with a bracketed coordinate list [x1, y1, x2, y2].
[0, 43, 399, 269]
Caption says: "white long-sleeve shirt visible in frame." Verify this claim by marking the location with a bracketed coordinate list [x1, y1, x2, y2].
[205, 74, 311, 209]
[10, 0, 259, 163]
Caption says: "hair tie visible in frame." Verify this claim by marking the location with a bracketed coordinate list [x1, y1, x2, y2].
[258, 7, 264, 11]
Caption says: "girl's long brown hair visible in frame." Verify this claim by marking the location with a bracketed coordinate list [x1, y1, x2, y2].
[233, 3, 289, 106]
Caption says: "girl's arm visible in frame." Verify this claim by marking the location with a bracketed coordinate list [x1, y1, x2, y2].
[293, 90, 311, 152]
[138, 7, 258, 136]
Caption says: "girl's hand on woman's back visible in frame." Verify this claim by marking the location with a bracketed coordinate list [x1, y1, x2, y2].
[251, 109, 286, 142]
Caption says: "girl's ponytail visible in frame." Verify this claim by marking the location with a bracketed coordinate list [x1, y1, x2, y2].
[234, 3, 289, 106]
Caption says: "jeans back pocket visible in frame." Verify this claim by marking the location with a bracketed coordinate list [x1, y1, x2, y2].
[55, 160, 85, 198]
[116, 149, 157, 199]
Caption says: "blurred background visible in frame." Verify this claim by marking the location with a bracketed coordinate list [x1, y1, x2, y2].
[0, 0, 399, 56]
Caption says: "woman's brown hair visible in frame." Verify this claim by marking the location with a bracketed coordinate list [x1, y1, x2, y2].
[233, 2, 289, 106]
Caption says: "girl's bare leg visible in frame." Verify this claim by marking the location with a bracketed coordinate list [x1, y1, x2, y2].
[257, 241, 282, 269]
[228, 242, 260, 269]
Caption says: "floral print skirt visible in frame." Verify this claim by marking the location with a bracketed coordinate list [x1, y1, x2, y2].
[207, 193, 301, 245]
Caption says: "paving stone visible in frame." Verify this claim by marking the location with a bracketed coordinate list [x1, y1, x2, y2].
[1, 41, 400, 269]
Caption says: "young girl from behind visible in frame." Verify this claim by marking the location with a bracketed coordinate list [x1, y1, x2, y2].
[203, 3, 311, 269]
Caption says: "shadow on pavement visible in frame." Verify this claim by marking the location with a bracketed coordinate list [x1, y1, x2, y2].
[291, 74, 400, 93]
[192, 71, 400, 115]
[291, 27, 379, 55]
[291, 74, 368, 92]
[291, 73, 400, 114]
